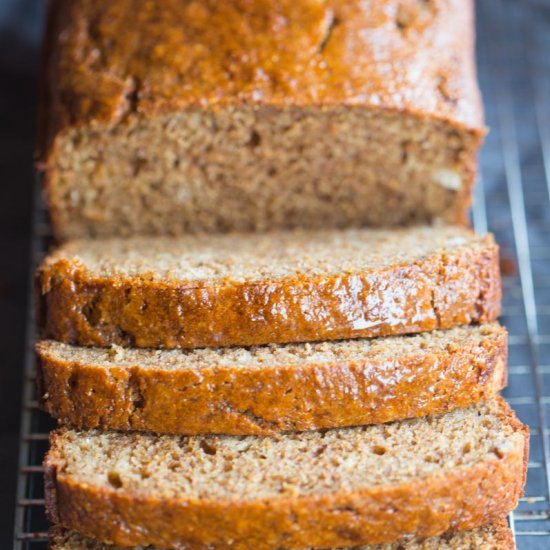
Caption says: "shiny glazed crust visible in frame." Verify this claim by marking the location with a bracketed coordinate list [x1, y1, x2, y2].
[36, 237, 501, 349]
[43, 402, 528, 549]
[38, 0, 484, 162]
[36, 327, 508, 435]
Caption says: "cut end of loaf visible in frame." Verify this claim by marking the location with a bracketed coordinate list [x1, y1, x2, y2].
[47, 106, 482, 240]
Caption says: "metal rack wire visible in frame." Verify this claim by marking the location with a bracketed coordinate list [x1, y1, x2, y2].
[12, 1, 550, 548]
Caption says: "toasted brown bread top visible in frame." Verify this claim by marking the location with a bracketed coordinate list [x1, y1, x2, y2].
[40, 0, 483, 163]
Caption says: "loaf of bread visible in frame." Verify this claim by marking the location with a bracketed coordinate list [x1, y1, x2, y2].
[44, 398, 527, 549]
[37, 226, 501, 349]
[37, 324, 507, 435]
[48, 522, 515, 550]
[39, 0, 484, 240]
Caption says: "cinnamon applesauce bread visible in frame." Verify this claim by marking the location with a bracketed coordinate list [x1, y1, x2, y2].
[37, 324, 507, 435]
[37, 226, 501, 349]
[48, 522, 515, 550]
[39, 0, 484, 240]
[44, 398, 527, 549]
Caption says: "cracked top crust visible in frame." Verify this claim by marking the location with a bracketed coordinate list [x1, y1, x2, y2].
[40, 0, 484, 162]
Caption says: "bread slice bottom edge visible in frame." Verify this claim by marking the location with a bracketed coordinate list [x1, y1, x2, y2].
[47, 521, 515, 549]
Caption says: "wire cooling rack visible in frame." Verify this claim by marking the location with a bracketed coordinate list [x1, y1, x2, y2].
[12, 1, 550, 548]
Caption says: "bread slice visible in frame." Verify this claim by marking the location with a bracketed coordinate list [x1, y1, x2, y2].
[48, 521, 515, 550]
[37, 226, 500, 349]
[37, 324, 507, 436]
[44, 398, 527, 549]
[39, 0, 484, 241]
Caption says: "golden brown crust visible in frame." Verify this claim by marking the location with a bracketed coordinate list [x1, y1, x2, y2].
[36, 327, 508, 435]
[39, 0, 484, 167]
[43, 406, 528, 549]
[36, 238, 501, 349]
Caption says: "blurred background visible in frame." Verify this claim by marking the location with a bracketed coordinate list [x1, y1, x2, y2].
[0, 1, 45, 548]
[3, 1, 550, 549]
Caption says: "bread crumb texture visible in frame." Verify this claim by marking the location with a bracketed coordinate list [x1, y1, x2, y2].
[41, 226, 486, 283]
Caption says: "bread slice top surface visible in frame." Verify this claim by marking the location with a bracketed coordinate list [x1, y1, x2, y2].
[49, 521, 514, 550]
[41, 226, 492, 284]
[37, 323, 504, 372]
[48, 398, 523, 502]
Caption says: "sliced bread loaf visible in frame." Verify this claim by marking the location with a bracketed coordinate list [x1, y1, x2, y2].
[48, 521, 515, 550]
[37, 226, 500, 349]
[40, 0, 483, 240]
[44, 398, 527, 549]
[37, 324, 507, 435]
